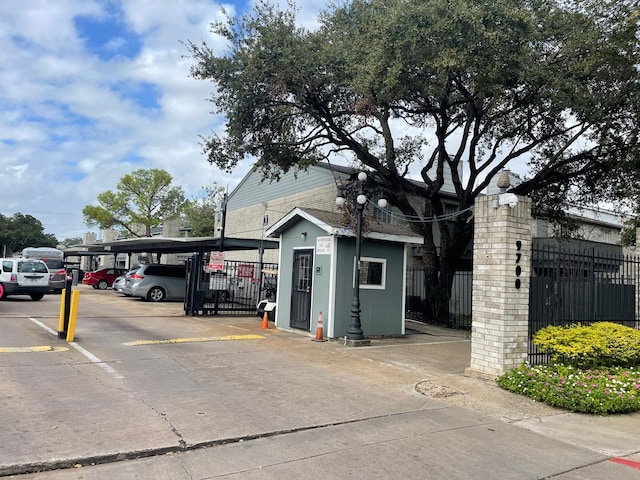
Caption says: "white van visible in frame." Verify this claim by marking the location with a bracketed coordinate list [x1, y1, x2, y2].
[0, 258, 51, 300]
[22, 247, 66, 293]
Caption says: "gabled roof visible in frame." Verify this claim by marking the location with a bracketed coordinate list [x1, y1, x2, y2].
[266, 207, 422, 245]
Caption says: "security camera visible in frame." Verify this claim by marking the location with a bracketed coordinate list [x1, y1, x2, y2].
[496, 193, 519, 208]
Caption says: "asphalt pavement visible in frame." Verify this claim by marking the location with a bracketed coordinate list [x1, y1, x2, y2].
[0, 287, 639, 479]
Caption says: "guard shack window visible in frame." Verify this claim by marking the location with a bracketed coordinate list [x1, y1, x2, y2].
[357, 257, 386, 289]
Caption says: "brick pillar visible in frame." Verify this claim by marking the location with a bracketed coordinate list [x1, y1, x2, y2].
[467, 194, 532, 378]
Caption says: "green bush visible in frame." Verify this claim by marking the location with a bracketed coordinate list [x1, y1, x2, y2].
[533, 322, 640, 368]
[497, 322, 640, 414]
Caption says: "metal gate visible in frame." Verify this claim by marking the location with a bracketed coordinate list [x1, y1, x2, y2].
[528, 239, 640, 364]
[184, 253, 278, 316]
[404, 267, 472, 329]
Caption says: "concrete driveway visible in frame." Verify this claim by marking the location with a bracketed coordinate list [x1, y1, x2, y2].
[0, 286, 638, 479]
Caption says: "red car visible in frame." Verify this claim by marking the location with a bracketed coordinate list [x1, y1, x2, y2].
[82, 267, 126, 290]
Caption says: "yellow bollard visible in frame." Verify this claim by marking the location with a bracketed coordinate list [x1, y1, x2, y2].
[66, 290, 80, 342]
[57, 289, 66, 337]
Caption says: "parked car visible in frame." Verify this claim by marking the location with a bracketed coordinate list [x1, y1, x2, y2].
[21, 247, 66, 293]
[0, 258, 51, 300]
[127, 264, 187, 302]
[82, 267, 126, 290]
[113, 266, 140, 296]
[43, 260, 66, 293]
[112, 275, 126, 294]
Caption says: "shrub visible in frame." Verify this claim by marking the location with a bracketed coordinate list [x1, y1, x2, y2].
[590, 322, 640, 366]
[496, 364, 640, 415]
[533, 322, 640, 368]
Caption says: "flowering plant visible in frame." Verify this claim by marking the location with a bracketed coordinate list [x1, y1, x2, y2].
[496, 363, 640, 415]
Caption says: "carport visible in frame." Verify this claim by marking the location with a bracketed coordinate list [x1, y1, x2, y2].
[64, 236, 279, 316]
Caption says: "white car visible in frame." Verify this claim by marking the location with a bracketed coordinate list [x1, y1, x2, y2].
[0, 258, 51, 300]
[112, 275, 126, 294]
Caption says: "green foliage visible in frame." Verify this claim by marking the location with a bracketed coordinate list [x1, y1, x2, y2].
[533, 322, 640, 368]
[60, 237, 83, 248]
[620, 218, 639, 247]
[0, 213, 57, 256]
[496, 364, 640, 415]
[186, 0, 640, 320]
[499, 321, 640, 414]
[82, 169, 186, 237]
[181, 184, 225, 237]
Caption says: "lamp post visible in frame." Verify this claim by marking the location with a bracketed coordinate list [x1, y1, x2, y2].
[336, 171, 387, 345]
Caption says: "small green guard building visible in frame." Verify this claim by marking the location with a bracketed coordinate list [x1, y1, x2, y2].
[266, 207, 421, 339]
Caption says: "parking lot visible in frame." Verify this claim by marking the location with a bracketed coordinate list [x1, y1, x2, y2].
[1, 286, 640, 479]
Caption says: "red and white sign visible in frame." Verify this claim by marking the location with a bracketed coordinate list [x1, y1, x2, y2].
[208, 251, 225, 271]
[238, 263, 255, 279]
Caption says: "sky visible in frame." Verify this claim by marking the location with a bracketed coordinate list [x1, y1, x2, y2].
[0, 0, 327, 242]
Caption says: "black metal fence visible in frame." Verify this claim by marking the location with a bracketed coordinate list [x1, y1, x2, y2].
[405, 267, 472, 329]
[528, 241, 640, 364]
[184, 254, 278, 316]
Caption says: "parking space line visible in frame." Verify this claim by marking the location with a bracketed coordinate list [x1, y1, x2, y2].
[29, 316, 124, 380]
[0, 318, 68, 352]
[29, 317, 57, 336]
[69, 341, 124, 379]
[0, 346, 69, 353]
[124, 334, 265, 346]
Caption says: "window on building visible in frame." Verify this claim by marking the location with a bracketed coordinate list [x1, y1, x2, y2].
[354, 257, 386, 290]
[373, 204, 392, 223]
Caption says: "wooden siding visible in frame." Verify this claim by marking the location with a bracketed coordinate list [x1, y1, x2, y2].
[223, 183, 341, 264]
[334, 238, 405, 337]
[227, 165, 348, 211]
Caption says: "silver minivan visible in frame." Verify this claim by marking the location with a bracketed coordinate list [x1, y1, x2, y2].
[127, 264, 187, 302]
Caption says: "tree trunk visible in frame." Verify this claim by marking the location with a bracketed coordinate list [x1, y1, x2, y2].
[420, 216, 473, 325]
[421, 241, 448, 322]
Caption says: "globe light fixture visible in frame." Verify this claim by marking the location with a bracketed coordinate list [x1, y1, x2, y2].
[335, 171, 387, 344]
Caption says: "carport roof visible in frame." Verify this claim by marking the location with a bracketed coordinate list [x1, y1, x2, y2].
[63, 236, 279, 257]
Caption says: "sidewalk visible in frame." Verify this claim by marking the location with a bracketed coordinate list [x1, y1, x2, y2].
[313, 320, 640, 457]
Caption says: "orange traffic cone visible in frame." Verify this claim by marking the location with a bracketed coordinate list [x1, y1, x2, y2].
[312, 311, 327, 342]
[261, 311, 269, 329]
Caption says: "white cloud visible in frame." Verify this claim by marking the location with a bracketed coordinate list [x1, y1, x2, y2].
[0, 0, 260, 240]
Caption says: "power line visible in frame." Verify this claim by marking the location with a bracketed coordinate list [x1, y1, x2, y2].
[368, 200, 475, 223]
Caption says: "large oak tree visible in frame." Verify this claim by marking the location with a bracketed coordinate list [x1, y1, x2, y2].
[186, 0, 640, 320]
